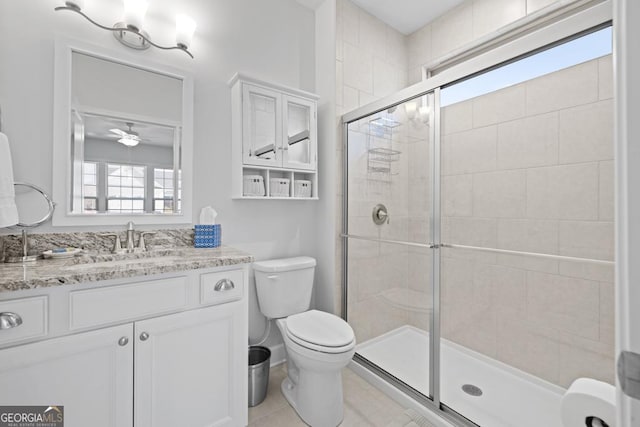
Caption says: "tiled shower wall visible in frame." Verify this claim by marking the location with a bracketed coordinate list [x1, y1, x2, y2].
[336, 0, 578, 315]
[439, 55, 614, 388]
[338, 0, 611, 389]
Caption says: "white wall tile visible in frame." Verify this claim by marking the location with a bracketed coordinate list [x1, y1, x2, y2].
[496, 317, 560, 384]
[473, 84, 526, 128]
[598, 55, 613, 100]
[372, 57, 398, 98]
[407, 23, 432, 71]
[558, 100, 613, 163]
[442, 174, 473, 217]
[526, 163, 599, 220]
[497, 219, 559, 254]
[343, 85, 359, 112]
[497, 112, 558, 169]
[599, 160, 614, 221]
[559, 261, 614, 283]
[336, 60, 343, 107]
[358, 8, 386, 53]
[342, 42, 373, 93]
[447, 217, 498, 247]
[442, 100, 473, 135]
[599, 281, 615, 346]
[431, 3, 474, 60]
[558, 220, 614, 261]
[557, 343, 614, 387]
[443, 126, 497, 175]
[473, 170, 527, 218]
[341, 0, 359, 45]
[526, 271, 600, 340]
[473, 0, 526, 39]
[525, 61, 599, 115]
[385, 25, 407, 67]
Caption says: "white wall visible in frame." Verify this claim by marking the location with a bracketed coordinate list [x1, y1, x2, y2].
[0, 0, 319, 345]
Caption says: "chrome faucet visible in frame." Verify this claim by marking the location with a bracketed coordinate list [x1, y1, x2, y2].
[125, 221, 136, 252]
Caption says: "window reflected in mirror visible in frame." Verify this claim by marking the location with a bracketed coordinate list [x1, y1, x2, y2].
[72, 112, 182, 214]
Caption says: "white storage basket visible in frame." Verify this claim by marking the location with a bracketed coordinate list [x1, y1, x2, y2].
[269, 178, 290, 197]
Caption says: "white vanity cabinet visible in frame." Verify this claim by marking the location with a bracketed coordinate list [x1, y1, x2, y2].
[135, 303, 245, 427]
[0, 324, 134, 427]
[230, 73, 319, 199]
[0, 265, 248, 427]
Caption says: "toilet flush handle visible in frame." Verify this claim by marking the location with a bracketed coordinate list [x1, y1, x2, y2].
[267, 275, 278, 280]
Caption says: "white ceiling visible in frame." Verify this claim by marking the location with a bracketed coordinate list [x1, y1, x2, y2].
[350, 0, 465, 35]
[83, 115, 175, 148]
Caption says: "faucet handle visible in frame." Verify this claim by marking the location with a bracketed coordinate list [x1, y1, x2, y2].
[100, 233, 123, 253]
[138, 232, 156, 252]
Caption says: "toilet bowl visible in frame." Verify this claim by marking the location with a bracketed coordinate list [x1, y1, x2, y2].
[253, 257, 356, 427]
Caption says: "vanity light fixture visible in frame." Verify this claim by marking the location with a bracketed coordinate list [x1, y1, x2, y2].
[55, 0, 197, 59]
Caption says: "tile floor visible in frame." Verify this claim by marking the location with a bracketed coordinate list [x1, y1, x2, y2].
[248, 364, 407, 426]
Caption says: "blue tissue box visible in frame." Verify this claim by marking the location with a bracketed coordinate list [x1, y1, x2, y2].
[194, 224, 221, 248]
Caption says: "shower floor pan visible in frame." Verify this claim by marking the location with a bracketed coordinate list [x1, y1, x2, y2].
[356, 325, 565, 427]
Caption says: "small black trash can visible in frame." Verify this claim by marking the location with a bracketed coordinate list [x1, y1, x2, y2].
[248, 346, 271, 407]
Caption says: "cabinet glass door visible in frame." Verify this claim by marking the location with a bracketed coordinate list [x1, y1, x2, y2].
[242, 84, 281, 167]
[283, 95, 316, 170]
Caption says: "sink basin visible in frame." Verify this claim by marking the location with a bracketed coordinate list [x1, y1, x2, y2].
[69, 248, 189, 266]
[62, 255, 187, 272]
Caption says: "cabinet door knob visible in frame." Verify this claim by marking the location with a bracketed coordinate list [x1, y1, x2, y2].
[214, 278, 235, 292]
[139, 332, 150, 341]
[0, 312, 23, 330]
[118, 337, 129, 346]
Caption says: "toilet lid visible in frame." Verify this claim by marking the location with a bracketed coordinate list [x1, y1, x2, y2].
[286, 310, 355, 348]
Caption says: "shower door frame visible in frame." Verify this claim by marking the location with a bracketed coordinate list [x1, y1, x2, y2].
[341, 2, 613, 426]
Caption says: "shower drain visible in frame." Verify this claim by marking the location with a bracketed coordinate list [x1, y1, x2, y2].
[461, 384, 483, 397]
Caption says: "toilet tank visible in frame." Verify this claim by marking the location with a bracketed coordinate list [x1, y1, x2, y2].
[253, 257, 316, 319]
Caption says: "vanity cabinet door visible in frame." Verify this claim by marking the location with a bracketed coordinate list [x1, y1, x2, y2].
[0, 324, 134, 427]
[242, 84, 282, 168]
[282, 95, 317, 171]
[134, 302, 247, 427]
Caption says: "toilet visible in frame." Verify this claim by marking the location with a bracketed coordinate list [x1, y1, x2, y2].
[253, 257, 356, 427]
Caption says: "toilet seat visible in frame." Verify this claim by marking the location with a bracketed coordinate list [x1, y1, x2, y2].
[285, 310, 355, 354]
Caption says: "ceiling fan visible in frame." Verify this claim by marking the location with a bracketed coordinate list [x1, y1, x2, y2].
[109, 122, 141, 147]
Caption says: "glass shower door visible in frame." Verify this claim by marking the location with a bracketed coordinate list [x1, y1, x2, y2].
[345, 94, 436, 401]
[438, 27, 615, 427]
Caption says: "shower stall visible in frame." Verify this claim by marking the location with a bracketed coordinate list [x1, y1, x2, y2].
[341, 12, 614, 427]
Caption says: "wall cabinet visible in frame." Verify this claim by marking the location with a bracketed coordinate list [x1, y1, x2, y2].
[0, 266, 248, 427]
[230, 73, 319, 199]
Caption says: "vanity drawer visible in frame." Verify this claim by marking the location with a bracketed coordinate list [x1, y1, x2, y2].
[0, 296, 48, 346]
[69, 276, 188, 330]
[200, 269, 244, 306]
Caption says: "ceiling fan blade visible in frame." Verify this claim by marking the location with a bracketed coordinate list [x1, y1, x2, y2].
[109, 128, 127, 137]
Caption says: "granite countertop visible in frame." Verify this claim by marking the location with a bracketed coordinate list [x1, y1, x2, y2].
[0, 246, 253, 293]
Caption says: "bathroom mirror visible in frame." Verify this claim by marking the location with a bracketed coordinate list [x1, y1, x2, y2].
[52, 39, 193, 226]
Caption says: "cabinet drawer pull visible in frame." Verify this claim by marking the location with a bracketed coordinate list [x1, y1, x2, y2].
[214, 279, 235, 292]
[140, 332, 149, 341]
[118, 337, 129, 346]
[0, 312, 23, 330]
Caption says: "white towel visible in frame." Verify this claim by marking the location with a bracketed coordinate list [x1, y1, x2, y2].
[0, 132, 19, 227]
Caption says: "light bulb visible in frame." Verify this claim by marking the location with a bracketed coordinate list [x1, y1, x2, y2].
[123, 0, 148, 31]
[118, 136, 140, 147]
[404, 102, 417, 120]
[419, 105, 430, 123]
[65, 0, 85, 10]
[175, 14, 196, 49]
